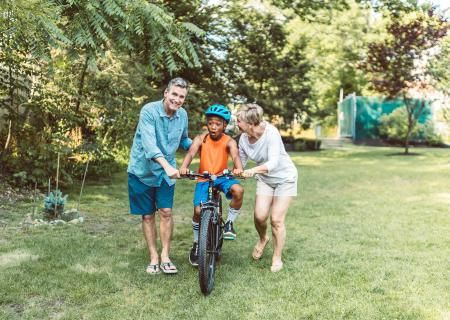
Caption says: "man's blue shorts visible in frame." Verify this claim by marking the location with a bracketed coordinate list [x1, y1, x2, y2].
[128, 173, 174, 215]
[193, 176, 240, 207]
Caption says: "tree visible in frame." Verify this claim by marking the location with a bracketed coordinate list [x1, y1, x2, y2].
[155, 0, 232, 133]
[223, 4, 312, 125]
[361, 9, 448, 154]
[0, 0, 69, 168]
[271, 0, 349, 19]
[365, 0, 420, 16]
[428, 34, 450, 139]
[55, 0, 204, 129]
[285, 0, 378, 127]
[428, 34, 450, 94]
[159, 1, 313, 129]
[0, 0, 204, 185]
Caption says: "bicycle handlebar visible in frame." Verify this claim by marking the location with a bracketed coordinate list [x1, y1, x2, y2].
[181, 169, 240, 181]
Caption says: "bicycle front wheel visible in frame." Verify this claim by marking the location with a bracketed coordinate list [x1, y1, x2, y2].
[198, 208, 217, 295]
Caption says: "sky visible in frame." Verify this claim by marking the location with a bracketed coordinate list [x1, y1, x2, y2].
[421, 0, 450, 17]
[429, 0, 450, 8]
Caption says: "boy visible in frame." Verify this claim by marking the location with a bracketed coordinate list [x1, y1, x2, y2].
[179, 104, 244, 266]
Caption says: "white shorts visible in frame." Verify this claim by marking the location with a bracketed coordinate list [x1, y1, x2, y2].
[256, 178, 298, 197]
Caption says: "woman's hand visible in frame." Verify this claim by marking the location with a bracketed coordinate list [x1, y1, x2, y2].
[242, 168, 256, 178]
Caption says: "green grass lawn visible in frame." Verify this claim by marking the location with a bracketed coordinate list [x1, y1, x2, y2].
[1, 146, 449, 320]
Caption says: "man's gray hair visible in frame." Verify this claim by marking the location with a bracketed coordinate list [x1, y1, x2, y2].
[167, 77, 189, 91]
[236, 103, 264, 125]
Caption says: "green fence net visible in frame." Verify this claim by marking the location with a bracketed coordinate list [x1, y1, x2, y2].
[338, 95, 431, 141]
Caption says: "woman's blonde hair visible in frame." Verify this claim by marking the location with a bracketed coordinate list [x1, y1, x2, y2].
[236, 103, 264, 125]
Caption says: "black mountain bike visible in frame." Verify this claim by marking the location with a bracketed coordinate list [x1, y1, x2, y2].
[184, 169, 235, 295]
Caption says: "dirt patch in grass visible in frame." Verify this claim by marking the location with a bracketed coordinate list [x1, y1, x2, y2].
[84, 221, 111, 235]
[0, 178, 35, 205]
[8, 303, 25, 317]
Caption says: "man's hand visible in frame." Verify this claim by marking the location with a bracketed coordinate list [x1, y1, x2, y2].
[179, 167, 189, 176]
[154, 157, 181, 179]
[166, 166, 180, 179]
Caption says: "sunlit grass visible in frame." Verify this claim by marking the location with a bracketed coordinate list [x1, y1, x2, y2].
[1, 145, 449, 319]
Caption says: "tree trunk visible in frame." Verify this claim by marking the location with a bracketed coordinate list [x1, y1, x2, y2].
[404, 127, 411, 154]
[4, 120, 12, 151]
[102, 126, 113, 145]
[75, 56, 89, 113]
[403, 94, 418, 155]
[8, 65, 15, 114]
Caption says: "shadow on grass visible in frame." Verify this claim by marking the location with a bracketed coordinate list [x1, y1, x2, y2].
[385, 152, 422, 156]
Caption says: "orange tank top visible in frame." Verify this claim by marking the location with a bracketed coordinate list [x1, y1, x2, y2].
[198, 134, 230, 179]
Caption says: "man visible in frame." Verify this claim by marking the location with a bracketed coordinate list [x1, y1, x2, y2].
[127, 77, 192, 275]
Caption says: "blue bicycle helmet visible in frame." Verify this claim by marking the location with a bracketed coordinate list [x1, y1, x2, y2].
[205, 104, 231, 122]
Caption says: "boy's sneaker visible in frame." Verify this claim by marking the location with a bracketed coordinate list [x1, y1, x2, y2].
[189, 242, 199, 266]
[224, 221, 236, 240]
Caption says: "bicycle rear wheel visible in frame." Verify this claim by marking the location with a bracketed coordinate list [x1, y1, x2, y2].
[198, 208, 217, 295]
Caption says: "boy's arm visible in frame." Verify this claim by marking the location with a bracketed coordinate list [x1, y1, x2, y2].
[227, 138, 244, 175]
[179, 134, 203, 175]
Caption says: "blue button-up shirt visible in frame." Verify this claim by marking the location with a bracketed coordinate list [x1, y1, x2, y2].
[127, 100, 192, 186]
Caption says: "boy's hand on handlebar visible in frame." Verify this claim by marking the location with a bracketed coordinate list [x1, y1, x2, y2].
[179, 167, 190, 176]
[233, 168, 243, 176]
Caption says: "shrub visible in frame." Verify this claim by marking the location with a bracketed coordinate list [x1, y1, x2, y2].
[282, 136, 321, 151]
[44, 190, 68, 218]
[378, 108, 444, 145]
[420, 121, 444, 146]
[378, 108, 422, 144]
[304, 139, 321, 150]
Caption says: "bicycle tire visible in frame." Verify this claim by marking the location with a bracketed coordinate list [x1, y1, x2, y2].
[198, 208, 217, 295]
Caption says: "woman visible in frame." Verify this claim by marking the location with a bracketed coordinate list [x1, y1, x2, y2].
[237, 104, 298, 272]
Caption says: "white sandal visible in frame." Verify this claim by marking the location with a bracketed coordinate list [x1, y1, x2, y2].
[146, 264, 161, 275]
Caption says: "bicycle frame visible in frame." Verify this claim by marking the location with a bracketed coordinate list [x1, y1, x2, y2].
[183, 170, 234, 295]
[185, 170, 231, 221]
[204, 178, 222, 224]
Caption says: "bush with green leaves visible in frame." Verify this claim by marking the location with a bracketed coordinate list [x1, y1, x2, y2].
[281, 136, 321, 151]
[0, 0, 203, 188]
[420, 120, 444, 146]
[378, 108, 444, 145]
[378, 108, 422, 144]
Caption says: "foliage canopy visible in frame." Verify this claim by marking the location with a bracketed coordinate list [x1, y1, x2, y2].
[1, 0, 449, 185]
